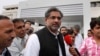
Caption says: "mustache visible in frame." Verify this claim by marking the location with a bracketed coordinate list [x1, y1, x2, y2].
[53, 22, 60, 24]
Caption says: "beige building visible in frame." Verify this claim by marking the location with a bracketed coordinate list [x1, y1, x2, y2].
[18, 0, 90, 38]
[2, 0, 100, 37]
[91, 0, 100, 18]
[2, 4, 18, 19]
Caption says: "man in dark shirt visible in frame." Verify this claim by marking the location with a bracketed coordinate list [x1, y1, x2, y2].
[24, 7, 66, 56]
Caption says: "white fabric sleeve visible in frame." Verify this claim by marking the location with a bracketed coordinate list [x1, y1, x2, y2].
[8, 40, 21, 56]
[64, 41, 73, 56]
[23, 34, 40, 56]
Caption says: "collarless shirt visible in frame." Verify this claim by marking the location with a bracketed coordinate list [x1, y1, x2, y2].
[24, 33, 65, 56]
[75, 33, 83, 50]
[80, 37, 100, 56]
[8, 34, 29, 56]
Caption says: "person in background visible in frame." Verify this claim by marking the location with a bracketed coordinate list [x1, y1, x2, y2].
[0, 15, 16, 56]
[28, 27, 34, 34]
[24, 7, 66, 56]
[72, 25, 83, 50]
[79, 17, 100, 56]
[8, 19, 29, 56]
[64, 29, 78, 56]
[87, 29, 93, 37]
[60, 26, 68, 36]
[25, 20, 31, 25]
[25, 21, 34, 35]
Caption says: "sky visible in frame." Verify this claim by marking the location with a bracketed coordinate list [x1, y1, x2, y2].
[0, 0, 25, 14]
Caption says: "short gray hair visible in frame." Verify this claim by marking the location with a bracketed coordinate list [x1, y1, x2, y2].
[74, 25, 80, 32]
[45, 7, 63, 18]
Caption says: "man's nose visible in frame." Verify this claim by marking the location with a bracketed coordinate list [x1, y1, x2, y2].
[54, 18, 59, 22]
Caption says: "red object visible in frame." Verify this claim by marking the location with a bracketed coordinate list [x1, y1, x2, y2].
[64, 35, 81, 56]
[64, 35, 72, 46]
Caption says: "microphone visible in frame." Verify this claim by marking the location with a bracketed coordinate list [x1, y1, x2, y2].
[64, 35, 72, 46]
[64, 35, 80, 56]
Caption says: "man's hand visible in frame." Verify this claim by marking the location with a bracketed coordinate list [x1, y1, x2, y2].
[69, 46, 78, 56]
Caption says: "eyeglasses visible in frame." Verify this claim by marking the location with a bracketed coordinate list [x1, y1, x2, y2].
[49, 16, 62, 20]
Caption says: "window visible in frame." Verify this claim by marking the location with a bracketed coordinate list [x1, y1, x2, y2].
[6, 8, 10, 10]
[96, 2, 100, 7]
[91, 2, 96, 7]
[91, 1, 100, 7]
[91, 18, 97, 21]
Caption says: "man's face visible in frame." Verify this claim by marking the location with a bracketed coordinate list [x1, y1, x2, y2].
[45, 11, 62, 32]
[14, 21, 26, 38]
[25, 23, 31, 34]
[73, 28, 78, 36]
[88, 31, 92, 37]
[92, 24, 100, 38]
[60, 28, 67, 36]
[0, 19, 16, 48]
[69, 33, 76, 45]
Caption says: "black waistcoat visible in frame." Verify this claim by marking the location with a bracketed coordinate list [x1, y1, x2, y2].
[4, 48, 11, 56]
[35, 27, 66, 56]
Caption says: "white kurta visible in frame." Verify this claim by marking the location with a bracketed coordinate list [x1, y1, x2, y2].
[75, 33, 83, 51]
[23, 34, 65, 56]
[8, 34, 29, 56]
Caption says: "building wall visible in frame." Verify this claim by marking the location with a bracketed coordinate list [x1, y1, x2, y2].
[19, 4, 83, 18]
[18, 0, 84, 18]
[18, 0, 91, 38]
[19, 0, 83, 9]
[2, 9, 18, 19]
[2, 5, 18, 19]
[91, 7, 100, 17]
[91, 0, 100, 18]
[91, 0, 100, 2]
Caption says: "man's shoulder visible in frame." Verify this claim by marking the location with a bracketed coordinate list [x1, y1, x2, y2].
[12, 37, 20, 42]
[27, 34, 39, 45]
[36, 27, 45, 33]
[84, 37, 93, 43]
[35, 27, 46, 35]
[77, 33, 82, 37]
[28, 34, 38, 40]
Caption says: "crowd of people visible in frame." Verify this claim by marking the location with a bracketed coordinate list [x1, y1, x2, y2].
[0, 7, 100, 56]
